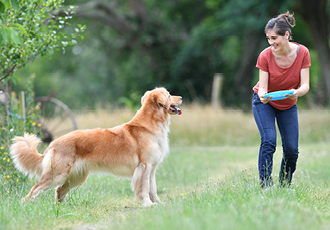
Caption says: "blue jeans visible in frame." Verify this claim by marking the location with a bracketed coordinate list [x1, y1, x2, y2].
[252, 92, 299, 187]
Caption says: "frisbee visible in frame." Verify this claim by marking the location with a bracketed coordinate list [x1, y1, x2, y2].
[264, 90, 294, 101]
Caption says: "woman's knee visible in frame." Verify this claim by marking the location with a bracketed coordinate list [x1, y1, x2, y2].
[261, 134, 276, 148]
[283, 144, 299, 159]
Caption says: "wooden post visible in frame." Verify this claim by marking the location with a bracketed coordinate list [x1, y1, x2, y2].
[19, 91, 25, 133]
[211, 73, 224, 109]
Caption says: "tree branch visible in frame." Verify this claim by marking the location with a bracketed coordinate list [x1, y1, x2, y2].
[0, 65, 17, 82]
[68, 1, 133, 34]
[128, 0, 148, 21]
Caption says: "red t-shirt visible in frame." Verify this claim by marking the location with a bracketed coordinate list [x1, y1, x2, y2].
[253, 44, 311, 110]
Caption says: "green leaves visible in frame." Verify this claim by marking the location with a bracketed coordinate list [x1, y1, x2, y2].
[0, 27, 9, 44]
[0, 1, 5, 13]
[0, 0, 85, 82]
[0, 26, 24, 45]
[9, 27, 21, 44]
[0, 0, 19, 12]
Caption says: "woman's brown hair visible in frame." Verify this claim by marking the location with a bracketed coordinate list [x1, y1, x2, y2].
[265, 11, 296, 40]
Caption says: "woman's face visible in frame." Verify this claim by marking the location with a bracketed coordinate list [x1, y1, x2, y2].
[265, 29, 289, 51]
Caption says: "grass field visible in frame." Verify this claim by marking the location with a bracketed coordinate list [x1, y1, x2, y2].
[1, 107, 330, 230]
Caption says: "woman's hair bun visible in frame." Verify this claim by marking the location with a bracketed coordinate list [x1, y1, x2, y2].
[278, 11, 296, 28]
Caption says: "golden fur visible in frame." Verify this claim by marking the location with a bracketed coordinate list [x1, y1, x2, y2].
[10, 87, 182, 207]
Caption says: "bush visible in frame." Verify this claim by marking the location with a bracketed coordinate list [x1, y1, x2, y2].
[0, 75, 41, 186]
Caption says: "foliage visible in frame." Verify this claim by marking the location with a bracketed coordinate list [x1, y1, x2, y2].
[170, 0, 290, 106]
[0, 75, 41, 185]
[118, 92, 142, 111]
[0, 0, 85, 83]
[9, 0, 330, 109]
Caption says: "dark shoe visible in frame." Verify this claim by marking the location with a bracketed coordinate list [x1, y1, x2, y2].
[279, 171, 292, 188]
[260, 176, 273, 189]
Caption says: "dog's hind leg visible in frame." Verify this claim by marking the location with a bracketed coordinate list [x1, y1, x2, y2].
[55, 171, 89, 203]
[131, 163, 153, 207]
[25, 170, 68, 201]
[149, 165, 162, 203]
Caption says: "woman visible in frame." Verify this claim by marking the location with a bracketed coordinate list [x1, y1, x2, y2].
[252, 11, 311, 188]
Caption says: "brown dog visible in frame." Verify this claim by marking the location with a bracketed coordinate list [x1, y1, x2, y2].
[10, 87, 182, 207]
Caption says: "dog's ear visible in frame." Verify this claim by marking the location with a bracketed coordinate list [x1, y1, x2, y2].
[153, 91, 168, 109]
[141, 91, 151, 105]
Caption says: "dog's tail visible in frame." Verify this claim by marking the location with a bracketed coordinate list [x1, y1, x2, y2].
[9, 133, 44, 179]
[131, 163, 146, 200]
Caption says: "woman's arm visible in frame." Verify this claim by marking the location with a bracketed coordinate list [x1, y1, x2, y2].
[286, 67, 310, 100]
[258, 69, 272, 104]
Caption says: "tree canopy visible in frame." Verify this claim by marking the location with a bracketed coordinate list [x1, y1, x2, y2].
[9, 0, 330, 109]
[0, 0, 85, 86]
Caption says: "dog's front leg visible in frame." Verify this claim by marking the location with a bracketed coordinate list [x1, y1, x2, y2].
[149, 165, 162, 203]
[131, 163, 153, 207]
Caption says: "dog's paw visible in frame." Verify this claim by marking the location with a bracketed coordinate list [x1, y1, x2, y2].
[150, 193, 162, 203]
[151, 198, 164, 204]
[21, 198, 28, 204]
[23, 196, 34, 203]
[141, 200, 154, 207]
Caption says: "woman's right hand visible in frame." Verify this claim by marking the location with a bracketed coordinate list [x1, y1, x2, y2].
[257, 70, 270, 104]
[259, 93, 272, 104]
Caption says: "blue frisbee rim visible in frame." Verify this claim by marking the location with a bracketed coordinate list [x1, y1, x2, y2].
[264, 90, 294, 101]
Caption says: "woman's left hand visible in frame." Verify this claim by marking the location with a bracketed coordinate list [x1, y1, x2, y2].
[285, 89, 298, 100]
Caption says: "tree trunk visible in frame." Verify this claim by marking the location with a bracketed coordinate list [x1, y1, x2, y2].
[234, 32, 263, 109]
[295, 0, 330, 103]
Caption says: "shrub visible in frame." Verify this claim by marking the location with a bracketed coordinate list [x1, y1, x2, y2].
[0, 75, 41, 186]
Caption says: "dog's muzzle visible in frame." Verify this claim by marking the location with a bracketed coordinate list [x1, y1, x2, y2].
[169, 105, 182, 115]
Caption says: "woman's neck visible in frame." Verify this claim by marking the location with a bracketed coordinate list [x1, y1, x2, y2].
[273, 42, 293, 57]
[272, 42, 298, 68]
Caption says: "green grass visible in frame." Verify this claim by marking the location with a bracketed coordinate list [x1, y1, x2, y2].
[1, 109, 330, 230]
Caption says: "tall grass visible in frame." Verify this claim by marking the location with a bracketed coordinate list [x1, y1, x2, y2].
[73, 105, 330, 146]
[1, 106, 330, 230]
[74, 105, 261, 146]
